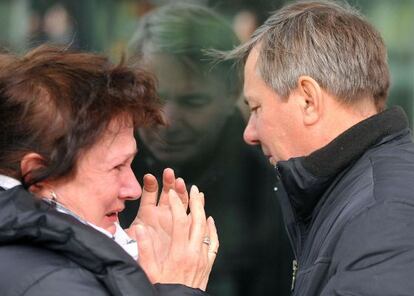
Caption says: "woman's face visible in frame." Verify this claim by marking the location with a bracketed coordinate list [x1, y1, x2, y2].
[47, 117, 141, 234]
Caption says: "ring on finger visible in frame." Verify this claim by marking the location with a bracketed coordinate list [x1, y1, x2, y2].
[202, 236, 211, 246]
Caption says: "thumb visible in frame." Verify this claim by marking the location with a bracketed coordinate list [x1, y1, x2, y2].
[135, 224, 159, 283]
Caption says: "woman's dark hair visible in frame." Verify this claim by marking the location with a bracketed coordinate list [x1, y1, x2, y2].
[0, 45, 164, 186]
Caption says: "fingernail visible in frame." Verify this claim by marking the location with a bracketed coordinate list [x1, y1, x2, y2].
[191, 185, 199, 194]
[190, 185, 195, 196]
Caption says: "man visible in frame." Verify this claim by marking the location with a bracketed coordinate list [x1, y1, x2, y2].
[224, 0, 414, 295]
[120, 4, 293, 295]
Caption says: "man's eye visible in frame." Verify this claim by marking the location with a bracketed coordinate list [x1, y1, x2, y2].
[250, 106, 259, 113]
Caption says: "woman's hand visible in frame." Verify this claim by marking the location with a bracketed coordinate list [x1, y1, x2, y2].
[125, 168, 218, 290]
[135, 187, 218, 290]
[126, 168, 189, 263]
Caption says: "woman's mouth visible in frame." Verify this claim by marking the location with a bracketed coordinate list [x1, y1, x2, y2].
[105, 211, 119, 223]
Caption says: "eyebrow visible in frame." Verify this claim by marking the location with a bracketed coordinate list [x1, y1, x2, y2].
[114, 149, 138, 163]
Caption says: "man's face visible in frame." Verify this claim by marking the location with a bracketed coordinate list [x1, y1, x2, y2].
[139, 54, 235, 165]
[243, 47, 308, 165]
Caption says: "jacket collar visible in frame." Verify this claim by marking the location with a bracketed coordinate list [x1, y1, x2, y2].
[0, 186, 153, 295]
[0, 175, 21, 190]
[276, 106, 409, 221]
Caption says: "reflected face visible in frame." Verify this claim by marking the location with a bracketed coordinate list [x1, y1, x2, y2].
[139, 54, 235, 165]
[243, 47, 307, 165]
[50, 117, 141, 234]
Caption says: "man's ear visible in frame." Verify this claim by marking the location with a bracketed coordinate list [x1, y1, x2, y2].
[296, 75, 323, 126]
[20, 153, 46, 193]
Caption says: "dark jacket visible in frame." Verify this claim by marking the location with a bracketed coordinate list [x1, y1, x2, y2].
[275, 106, 414, 295]
[0, 186, 207, 296]
[121, 110, 293, 296]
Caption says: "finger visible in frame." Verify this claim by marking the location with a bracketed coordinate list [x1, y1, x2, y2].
[200, 193, 205, 208]
[140, 174, 159, 207]
[175, 177, 189, 211]
[200, 216, 219, 291]
[188, 186, 207, 250]
[195, 229, 210, 290]
[207, 216, 219, 260]
[135, 224, 159, 283]
[168, 189, 190, 248]
[159, 168, 176, 206]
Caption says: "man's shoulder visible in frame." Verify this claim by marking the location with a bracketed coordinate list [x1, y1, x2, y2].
[342, 131, 414, 196]
[367, 134, 414, 200]
[323, 133, 414, 224]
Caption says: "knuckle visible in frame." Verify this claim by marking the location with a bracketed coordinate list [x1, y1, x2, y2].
[175, 216, 188, 227]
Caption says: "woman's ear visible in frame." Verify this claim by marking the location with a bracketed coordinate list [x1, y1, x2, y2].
[20, 153, 46, 193]
[296, 75, 323, 126]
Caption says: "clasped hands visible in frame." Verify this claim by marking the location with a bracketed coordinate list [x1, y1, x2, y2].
[126, 168, 218, 291]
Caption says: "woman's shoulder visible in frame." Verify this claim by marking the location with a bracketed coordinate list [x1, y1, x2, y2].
[0, 244, 110, 296]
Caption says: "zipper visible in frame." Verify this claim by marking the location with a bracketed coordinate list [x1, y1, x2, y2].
[275, 164, 301, 293]
[274, 164, 302, 257]
[291, 259, 298, 292]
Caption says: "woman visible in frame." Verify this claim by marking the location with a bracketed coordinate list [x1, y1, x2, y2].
[0, 45, 218, 295]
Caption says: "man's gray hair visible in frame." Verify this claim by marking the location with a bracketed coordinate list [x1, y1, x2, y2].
[223, 0, 389, 111]
[128, 3, 241, 97]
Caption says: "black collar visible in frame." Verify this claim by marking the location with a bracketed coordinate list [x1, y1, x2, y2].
[0, 186, 153, 295]
[277, 106, 409, 220]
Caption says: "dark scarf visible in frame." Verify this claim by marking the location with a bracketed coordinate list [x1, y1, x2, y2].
[277, 106, 409, 220]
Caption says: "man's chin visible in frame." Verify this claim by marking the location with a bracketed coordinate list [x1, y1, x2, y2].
[268, 156, 277, 166]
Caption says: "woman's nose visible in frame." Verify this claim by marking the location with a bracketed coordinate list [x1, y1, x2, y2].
[119, 167, 142, 200]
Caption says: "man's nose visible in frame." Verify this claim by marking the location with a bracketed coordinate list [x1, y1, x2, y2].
[163, 103, 182, 125]
[243, 116, 260, 145]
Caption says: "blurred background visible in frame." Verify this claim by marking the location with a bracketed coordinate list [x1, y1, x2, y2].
[0, 0, 412, 122]
[0, 1, 412, 295]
